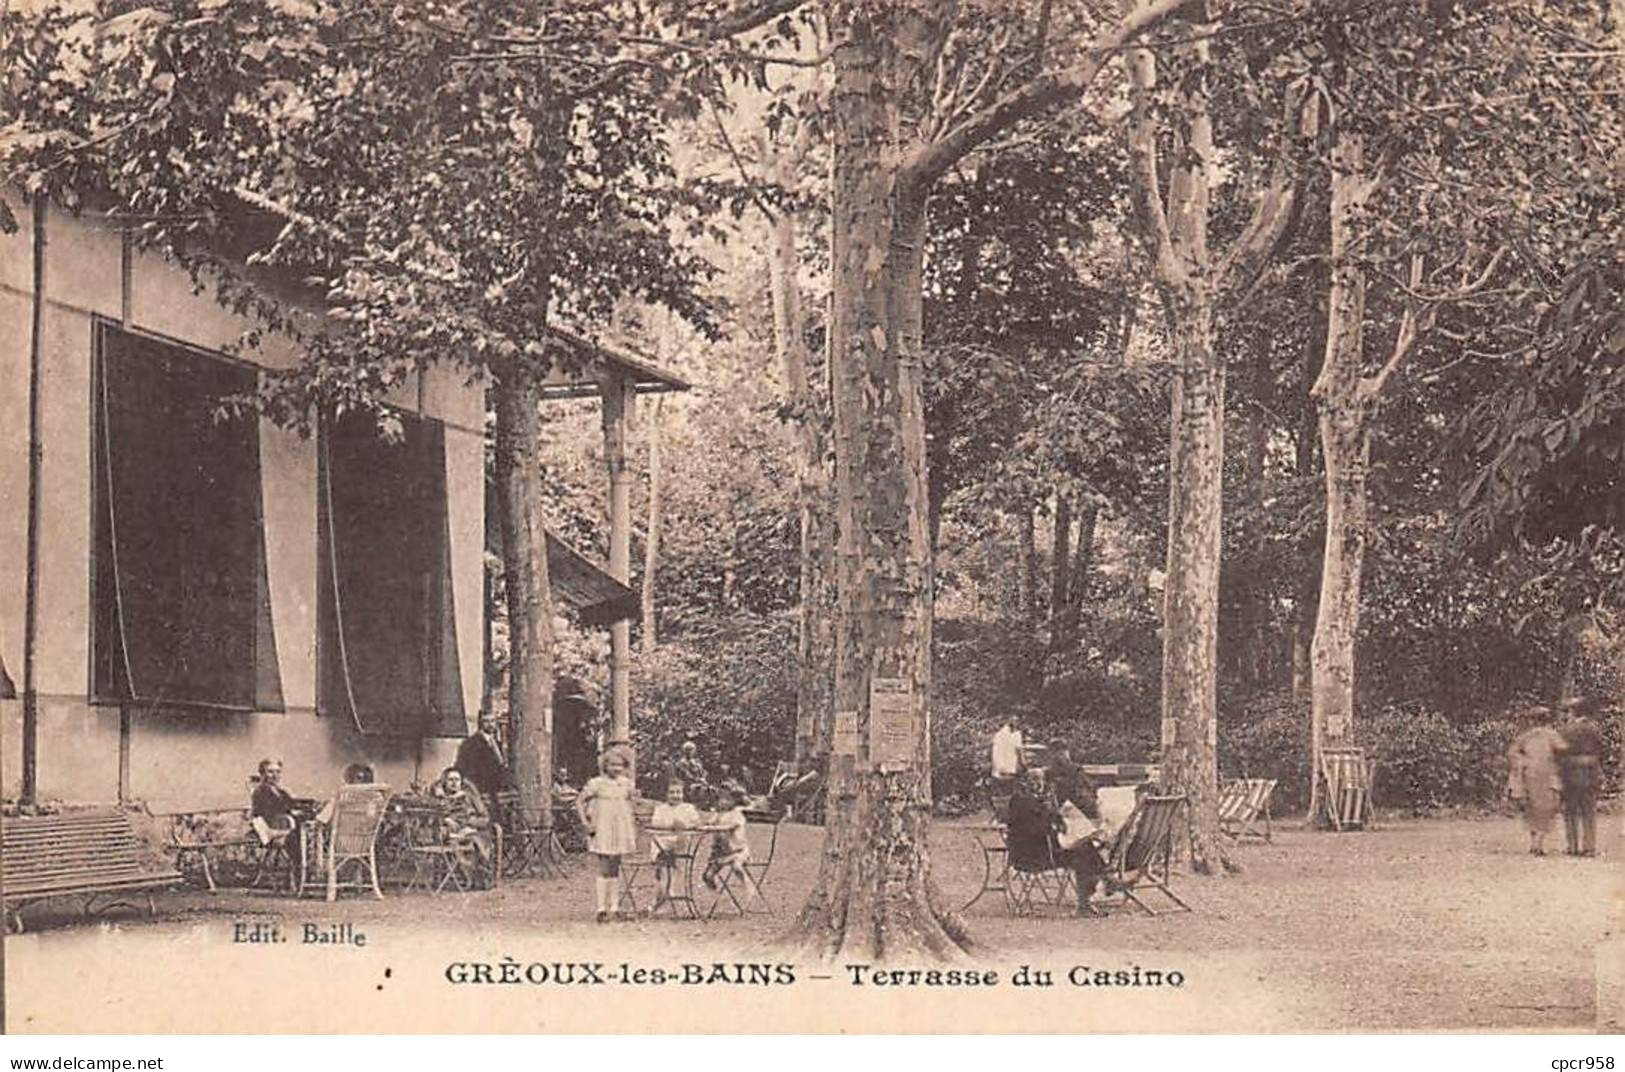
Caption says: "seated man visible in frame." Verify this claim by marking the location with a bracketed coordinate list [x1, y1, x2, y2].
[250, 758, 310, 880]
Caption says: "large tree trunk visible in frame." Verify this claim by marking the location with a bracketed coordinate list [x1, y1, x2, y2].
[1291, 293, 1325, 707]
[493, 358, 557, 830]
[793, 9, 968, 961]
[1307, 129, 1374, 821]
[1159, 301, 1228, 875]
[767, 165, 835, 773]
[1131, 25, 1229, 875]
[1311, 411, 1367, 752]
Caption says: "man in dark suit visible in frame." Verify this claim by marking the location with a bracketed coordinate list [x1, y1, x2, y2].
[1557, 700, 1605, 857]
[456, 713, 513, 801]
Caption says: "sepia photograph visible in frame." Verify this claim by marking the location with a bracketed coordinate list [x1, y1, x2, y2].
[0, 0, 1621, 1040]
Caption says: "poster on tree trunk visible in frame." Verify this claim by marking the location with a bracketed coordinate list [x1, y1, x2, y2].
[831, 709, 859, 756]
[868, 677, 915, 770]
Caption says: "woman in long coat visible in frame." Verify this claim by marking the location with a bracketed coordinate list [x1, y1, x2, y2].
[1506, 724, 1566, 855]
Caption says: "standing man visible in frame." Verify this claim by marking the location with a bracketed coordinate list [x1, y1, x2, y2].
[456, 711, 513, 801]
[989, 718, 1024, 820]
[1557, 699, 1605, 857]
[991, 719, 1024, 783]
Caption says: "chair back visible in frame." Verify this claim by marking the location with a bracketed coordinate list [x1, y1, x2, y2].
[1107, 794, 1185, 877]
[330, 784, 391, 857]
[1242, 779, 1276, 813]
[1320, 748, 1371, 828]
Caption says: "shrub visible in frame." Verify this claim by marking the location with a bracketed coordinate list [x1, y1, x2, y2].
[1363, 704, 1474, 814]
[630, 616, 797, 796]
[1220, 692, 1313, 812]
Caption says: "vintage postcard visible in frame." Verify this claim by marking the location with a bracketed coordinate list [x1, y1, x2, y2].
[2, 0, 1622, 1037]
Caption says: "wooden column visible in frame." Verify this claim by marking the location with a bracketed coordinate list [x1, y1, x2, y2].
[600, 374, 634, 745]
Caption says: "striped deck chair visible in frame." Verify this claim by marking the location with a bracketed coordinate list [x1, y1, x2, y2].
[1217, 778, 1276, 841]
[1099, 794, 1191, 915]
[1318, 748, 1373, 831]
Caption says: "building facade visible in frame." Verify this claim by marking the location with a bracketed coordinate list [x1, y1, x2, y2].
[0, 197, 485, 811]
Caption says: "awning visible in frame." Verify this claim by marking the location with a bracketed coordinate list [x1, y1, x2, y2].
[547, 533, 637, 628]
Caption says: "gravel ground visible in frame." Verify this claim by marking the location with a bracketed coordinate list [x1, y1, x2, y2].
[6, 812, 1618, 1032]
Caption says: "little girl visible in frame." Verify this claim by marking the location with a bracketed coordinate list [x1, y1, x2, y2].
[576, 748, 637, 922]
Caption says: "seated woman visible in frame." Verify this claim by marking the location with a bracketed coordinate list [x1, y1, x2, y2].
[250, 758, 306, 880]
[1005, 769, 1108, 916]
[432, 767, 496, 884]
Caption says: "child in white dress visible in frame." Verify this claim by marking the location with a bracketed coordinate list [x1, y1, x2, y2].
[576, 749, 637, 922]
[649, 780, 702, 903]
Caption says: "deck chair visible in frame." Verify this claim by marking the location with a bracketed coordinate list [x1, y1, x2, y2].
[1217, 778, 1276, 841]
[317, 784, 391, 901]
[708, 814, 784, 918]
[1099, 794, 1191, 915]
[1318, 748, 1373, 831]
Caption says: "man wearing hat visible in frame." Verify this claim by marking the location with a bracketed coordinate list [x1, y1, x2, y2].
[1557, 699, 1605, 857]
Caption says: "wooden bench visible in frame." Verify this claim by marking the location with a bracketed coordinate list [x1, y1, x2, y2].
[2, 809, 182, 931]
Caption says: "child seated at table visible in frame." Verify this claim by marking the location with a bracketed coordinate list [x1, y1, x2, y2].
[649, 780, 702, 894]
[701, 783, 752, 901]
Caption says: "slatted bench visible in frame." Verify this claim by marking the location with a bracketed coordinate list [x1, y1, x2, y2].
[2, 809, 182, 932]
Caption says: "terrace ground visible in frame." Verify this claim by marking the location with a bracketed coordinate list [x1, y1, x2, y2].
[5, 812, 1619, 1033]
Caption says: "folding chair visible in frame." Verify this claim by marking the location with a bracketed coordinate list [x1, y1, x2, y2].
[1099, 794, 1192, 915]
[406, 843, 477, 894]
[1218, 778, 1276, 841]
[1006, 840, 1077, 917]
[619, 800, 667, 916]
[316, 784, 391, 901]
[708, 815, 783, 918]
[1317, 748, 1373, 831]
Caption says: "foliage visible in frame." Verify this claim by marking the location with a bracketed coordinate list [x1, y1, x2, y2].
[628, 614, 796, 796]
[1221, 689, 1621, 816]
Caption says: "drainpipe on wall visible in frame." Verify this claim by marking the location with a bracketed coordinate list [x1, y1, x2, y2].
[117, 231, 133, 804]
[21, 194, 46, 806]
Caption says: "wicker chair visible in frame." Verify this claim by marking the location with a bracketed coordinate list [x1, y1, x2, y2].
[317, 784, 391, 901]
